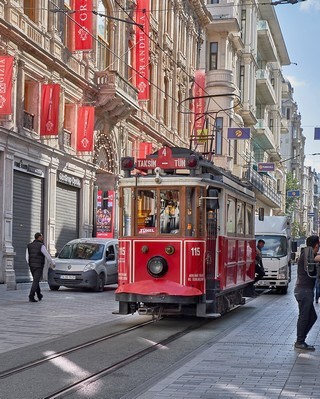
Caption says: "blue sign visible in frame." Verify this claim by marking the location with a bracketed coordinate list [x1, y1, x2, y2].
[308, 212, 315, 217]
[287, 190, 300, 197]
[314, 127, 320, 140]
[227, 127, 250, 139]
[258, 162, 275, 172]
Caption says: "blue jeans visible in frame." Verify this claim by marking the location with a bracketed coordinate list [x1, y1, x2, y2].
[294, 288, 317, 344]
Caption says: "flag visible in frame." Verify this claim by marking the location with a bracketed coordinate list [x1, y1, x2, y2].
[77, 106, 95, 151]
[74, 0, 93, 51]
[193, 69, 206, 140]
[0, 55, 14, 115]
[227, 127, 250, 139]
[135, 0, 150, 100]
[314, 127, 320, 140]
[40, 84, 60, 135]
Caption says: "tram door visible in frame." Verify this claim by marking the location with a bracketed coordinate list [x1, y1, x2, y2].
[205, 189, 219, 301]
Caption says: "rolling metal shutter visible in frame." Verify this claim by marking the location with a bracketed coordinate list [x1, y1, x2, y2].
[13, 171, 44, 282]
[55, 182, 79, 252]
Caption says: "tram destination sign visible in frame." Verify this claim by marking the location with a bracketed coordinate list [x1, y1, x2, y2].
[136, 146, 188, 170]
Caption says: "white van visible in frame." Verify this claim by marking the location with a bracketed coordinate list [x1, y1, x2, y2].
[48, 238, 118, 292]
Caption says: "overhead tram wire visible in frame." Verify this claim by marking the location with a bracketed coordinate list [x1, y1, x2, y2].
[47, 1, 275, 164]
[48, 0, 192, 116]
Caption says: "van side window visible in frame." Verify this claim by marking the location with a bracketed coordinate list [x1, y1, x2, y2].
[106, 245, 115, 261]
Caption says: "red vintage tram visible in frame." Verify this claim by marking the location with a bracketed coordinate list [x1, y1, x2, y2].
[115, 146, 256, 317]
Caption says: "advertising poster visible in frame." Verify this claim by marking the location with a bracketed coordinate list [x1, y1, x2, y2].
[96, 190, 114, 238]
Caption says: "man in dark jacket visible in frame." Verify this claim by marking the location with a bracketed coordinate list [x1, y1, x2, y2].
[26, 232, 55, 302]
[255, 239, 265, 283]
[294, 235, 320, 350]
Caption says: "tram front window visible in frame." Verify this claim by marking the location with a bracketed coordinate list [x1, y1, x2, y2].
[137, 190, 157, 234]
[160, 190, 180, 234]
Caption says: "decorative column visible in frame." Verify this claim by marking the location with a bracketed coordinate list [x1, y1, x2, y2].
[2, 151, 16, 289]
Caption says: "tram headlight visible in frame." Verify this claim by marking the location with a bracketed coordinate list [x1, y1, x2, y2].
[147, 256, 168, 278]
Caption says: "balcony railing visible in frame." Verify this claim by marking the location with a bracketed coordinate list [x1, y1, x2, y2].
[23, 111, 34, 130]
[244, 166, 282, 208]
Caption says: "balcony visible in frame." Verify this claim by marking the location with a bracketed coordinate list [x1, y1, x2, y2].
[206, 69, 236, 94]
[243, 166, 282, 209]
[253, 119, 275, 150]
[206, 4, 240, 33]
[95, 70, 139, 120]
[257, 21, 277, 62]
[256, 69, 276, 105]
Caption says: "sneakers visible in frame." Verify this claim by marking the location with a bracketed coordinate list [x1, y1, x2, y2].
[294, 342, 315, 351]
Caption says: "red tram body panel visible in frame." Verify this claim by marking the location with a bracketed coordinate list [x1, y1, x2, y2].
[115, 146, 256, 317]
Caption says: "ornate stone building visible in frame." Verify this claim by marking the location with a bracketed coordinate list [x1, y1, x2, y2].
[0, 0, 210, 286]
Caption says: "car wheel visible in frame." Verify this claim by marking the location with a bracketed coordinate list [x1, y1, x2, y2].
[49, 285, 60, 291]
[94, 273, 105, 292]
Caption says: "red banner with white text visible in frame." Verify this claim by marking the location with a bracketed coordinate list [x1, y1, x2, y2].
[135, 0, 150, 100]
[40, 84, 60, 135]
[0, 55, 14, 115]
[77, 106, 95, 151]
[74, 0, 93, 50]
[193, 70, 207, 141]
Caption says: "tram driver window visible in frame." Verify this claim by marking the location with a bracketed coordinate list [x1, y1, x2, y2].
[227, 197, 236, 235]
[160, 190, 180, 234]
[136, 190, 157, 234]
[236, 201, 244, 235]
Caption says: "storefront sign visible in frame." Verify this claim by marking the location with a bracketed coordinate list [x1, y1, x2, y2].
[14, 160, 44, 177]
[0, 55, 14, 115]
[57, 172, 81, 188]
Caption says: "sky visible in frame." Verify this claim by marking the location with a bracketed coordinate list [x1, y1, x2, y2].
[275, 0, 320, 170]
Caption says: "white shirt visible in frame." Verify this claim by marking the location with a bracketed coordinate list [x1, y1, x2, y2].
[26, 243, 55, 265]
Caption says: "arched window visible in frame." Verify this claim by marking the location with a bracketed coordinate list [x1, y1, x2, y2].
[97, 1, 111, 70]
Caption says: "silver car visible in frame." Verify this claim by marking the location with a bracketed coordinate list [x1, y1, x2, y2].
[48, 238, 118, 292]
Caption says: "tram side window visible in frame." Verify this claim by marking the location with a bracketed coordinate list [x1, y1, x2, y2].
[137, 190, 157, 234]
[236, 201, 244, 235]
[122, 188, 132, 237]
[245, 204, 253, 235]
[186, 187, 196, 236]
[227, 197, 236, 235]
[160, 190, 180, 234]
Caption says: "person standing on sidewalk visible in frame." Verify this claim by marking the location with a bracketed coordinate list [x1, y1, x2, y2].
[26, 232, 55, 302]
[294, 235, 320, 351]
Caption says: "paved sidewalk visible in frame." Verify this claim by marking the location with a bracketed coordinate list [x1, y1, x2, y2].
[0, 282, 127, 354]
[126, 265, 320, 399]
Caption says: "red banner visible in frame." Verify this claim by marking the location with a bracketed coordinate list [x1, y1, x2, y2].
[40, 84, 60, 135]
[135, 0, 150, 100]
[138, 142, 152, 158]
[96, 190, 114, 238]
[0, 55, 14, 115]
[74, 0, 93, 51]
[77, 106, 94, 151]
[193, 70, 206, 140]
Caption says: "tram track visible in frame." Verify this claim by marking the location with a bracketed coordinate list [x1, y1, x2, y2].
[0, 319, 154, 379]
[0, 316, 210, 399]
[43, 320, 209, 399]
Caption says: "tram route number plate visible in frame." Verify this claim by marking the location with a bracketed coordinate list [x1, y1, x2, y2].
[60, 275, 76, 280]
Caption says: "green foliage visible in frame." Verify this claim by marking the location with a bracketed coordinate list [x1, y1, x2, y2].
[285, 172, 300, 215]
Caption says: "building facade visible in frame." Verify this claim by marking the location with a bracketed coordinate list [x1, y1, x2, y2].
[200, 0, 291, 216]
[0, 0, 210, 286]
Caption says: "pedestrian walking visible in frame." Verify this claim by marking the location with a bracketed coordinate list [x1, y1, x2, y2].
[26, 232, 55, 302]
[255, 239, 266, 283]
[294, 235, 320, 351]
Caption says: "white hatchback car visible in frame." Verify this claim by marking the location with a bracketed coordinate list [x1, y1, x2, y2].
[48, 238, 118, 292]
